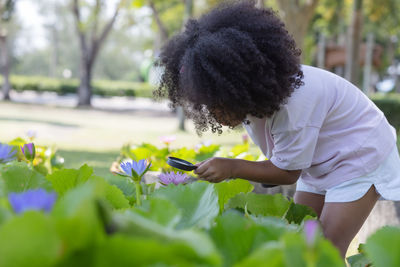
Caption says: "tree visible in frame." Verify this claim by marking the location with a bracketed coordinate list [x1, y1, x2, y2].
[276, 0, 319, 55]
[312, 0, 399, 84]
[133, 0, 190, 130]
[20, 0, 146, 81]
[256, 0, 265, 8]
[72, 0, 126, 106]
[0, 0, 16, 100]
[132, 0, 184, 51]
[345, 0, 363, 85]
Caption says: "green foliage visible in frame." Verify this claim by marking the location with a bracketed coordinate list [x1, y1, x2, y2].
[226, 192, 291, 217]
[94, 234, 217, 267]
[347, 253, 370, 267]
[209, 211, 291, 267]
[238, 231, 344, 267]
[236, 241, 284, 266]
[371, 94, 400, 131]
[347, 226, 400, 267]
[46, 164, 93, 195]
[364, 226, 400, 267]
[214, 179, 254, 213]
[134, 197, 182, 228]
[92, 176, 130, 209]
[281, 232, 345, 267]
[285, 201, 317, 224]
[195, 144, 221, 161]
[0, 137, 380, 266]
[0, 0, 16, 22]
[103, 174, 136, 199]
[132, 0, 185, 37]
[151, 181, 219, 229]
[0, 162, 51, 196]
[8, 137, 64, 176]
[0, 75, 154, 98]
[47, 165, 129, 209]
[0, 212, 62, 267]
[51, 182, 108, 253]
[117, 139, 259, 173]
[170, 147, 197, 163]
[114, 209, 222, 266]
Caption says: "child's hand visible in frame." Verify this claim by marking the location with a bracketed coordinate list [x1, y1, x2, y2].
[194, 157, 235, 183]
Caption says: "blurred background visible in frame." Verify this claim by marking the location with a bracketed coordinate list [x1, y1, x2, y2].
[0, 0, 399, 176]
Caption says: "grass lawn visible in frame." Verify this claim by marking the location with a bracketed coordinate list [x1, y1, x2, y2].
[58, 149, 119, 177]
[0, 101, 255, 176]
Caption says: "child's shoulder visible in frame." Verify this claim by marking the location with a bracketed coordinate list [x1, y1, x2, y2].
[296, 65, 349, 98]
[301, 65, 340, 83]
[291, 65, 335, 98]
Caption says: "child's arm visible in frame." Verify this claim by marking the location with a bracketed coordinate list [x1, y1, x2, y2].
[194, 157, 301, 184]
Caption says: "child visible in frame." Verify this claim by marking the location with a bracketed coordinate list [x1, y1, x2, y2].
[154, 1, 400, 258]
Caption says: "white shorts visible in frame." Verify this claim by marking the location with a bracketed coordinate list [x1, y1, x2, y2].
[296, 146, 400, 202]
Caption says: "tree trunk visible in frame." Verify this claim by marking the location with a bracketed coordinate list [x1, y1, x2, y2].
[317, 33, 326, 68]
[362, 33, 374, 95]
[0, 33, 11, 100]
[387, 36, 398, 66]
[345, 0, 363, 86]
[276, 0, 319, 57]
[256, 0, 265, 8]
[78, 57, 93, 106]
[177, 0, 194, 131]
[49, 25, 59, 78]
[149, 1, 168, 45]
[73, 0, 120, 107]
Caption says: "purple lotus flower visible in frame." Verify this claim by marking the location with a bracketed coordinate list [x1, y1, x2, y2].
[304, 220, 319, 245]
[8, 189, 57, 214]
[120, 159, 151, 181]
[159, 171, 190, 185]
[0, 143, 16, 163]
[21, 143, 36, 161]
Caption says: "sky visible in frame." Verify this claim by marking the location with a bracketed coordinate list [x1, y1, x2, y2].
[16, 0, 48, 53]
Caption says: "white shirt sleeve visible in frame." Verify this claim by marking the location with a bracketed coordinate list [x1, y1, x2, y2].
[270, 126, 320, 170]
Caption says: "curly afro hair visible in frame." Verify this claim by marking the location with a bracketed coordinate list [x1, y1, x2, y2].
[154, 0, 303, 134]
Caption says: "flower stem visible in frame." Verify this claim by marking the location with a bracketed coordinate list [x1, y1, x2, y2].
[135, 181, 142, 206]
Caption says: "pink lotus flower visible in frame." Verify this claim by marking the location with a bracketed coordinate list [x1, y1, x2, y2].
[159, 171, 190, 185]
[242, 134, 249, 144]
[160, 136, 176, 145]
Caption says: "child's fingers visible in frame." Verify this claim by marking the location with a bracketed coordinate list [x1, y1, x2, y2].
[194, 165, 207, 175]
[194, 159, 211, 175]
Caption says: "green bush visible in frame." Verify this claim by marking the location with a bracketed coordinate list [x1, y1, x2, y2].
[0, 75, 154, 98]
[371, 94, 400, 131]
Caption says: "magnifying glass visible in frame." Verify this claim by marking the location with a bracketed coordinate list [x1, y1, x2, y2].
[261, 183, 278, 188]
[167, 157, 197, 171]
[167, 157, 278, 188]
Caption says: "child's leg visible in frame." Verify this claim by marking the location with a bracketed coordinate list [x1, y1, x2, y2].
[294, 191, 325, 218]
[319, 185, 380, 258]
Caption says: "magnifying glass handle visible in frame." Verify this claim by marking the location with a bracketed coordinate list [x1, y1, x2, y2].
[261, 183, 278, 188]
